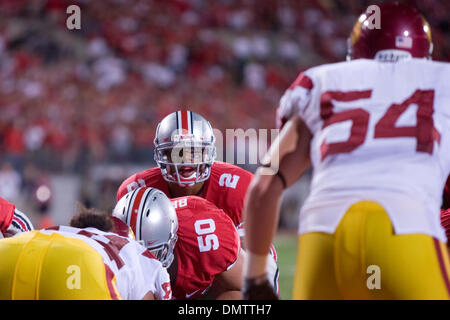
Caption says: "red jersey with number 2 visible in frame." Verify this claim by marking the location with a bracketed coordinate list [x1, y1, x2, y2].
[277, 58, 450, 241]
[170, 196, 240, 300]
[117, 161, 253, 228]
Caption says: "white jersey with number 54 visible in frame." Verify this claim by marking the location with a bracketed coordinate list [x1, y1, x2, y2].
[279, 58, 450, 241]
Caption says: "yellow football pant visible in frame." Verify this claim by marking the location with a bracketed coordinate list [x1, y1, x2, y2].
[293, 201, 450, 299]
[0, 230, 121, 300]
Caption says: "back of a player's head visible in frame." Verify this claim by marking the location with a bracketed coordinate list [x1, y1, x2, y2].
[70, 203, 113, 232]
[348, 3, 433, 61]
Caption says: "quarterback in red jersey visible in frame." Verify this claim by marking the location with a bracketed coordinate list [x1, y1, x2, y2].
[116, 110, 252, 229]
[114, 187, 244, 299]
[0, 197, 33, 238]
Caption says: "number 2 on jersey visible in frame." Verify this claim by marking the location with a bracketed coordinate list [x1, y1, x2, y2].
[320, 89, 441, 160]
[219, 173, 240, 189]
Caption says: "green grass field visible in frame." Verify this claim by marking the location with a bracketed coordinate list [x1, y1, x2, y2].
[273, 231, 298, 300]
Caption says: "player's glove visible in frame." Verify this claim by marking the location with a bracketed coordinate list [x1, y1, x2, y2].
[242, 274, 279, 300]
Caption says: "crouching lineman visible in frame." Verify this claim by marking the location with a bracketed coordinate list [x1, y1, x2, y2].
[0, 197, 34, 238]
[0, 205, 173, 300]
[114, 187, 275, 299]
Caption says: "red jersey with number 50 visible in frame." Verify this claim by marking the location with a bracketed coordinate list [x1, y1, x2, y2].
[117, 161, 253, 228]
[170, 196, 240, 300]
[278, 58, 450, 241]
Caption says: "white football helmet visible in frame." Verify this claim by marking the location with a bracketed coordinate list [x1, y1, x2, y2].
[154, 110, 216, 187]
[113, 187, 178, 268]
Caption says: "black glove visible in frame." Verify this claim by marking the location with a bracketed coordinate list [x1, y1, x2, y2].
[242, 274, 279, 300]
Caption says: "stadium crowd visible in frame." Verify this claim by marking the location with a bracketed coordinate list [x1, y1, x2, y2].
[0, 0, 449, 224]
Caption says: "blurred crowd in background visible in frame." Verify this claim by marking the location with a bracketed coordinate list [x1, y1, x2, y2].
[0, 0, 449, 227]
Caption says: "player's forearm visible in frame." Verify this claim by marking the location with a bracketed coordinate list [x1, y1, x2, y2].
[243, 170, 284, 277]
[242, 116, 311, 278]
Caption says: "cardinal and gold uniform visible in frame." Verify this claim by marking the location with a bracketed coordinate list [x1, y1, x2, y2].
[0, 226, 171, 300]
[278, 57, 450, 299]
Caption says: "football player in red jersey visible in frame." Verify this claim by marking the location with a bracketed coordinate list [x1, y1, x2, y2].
[116, 110, 280, 294]
[0, 197, 34, 238]
[114, 187, 245, 299]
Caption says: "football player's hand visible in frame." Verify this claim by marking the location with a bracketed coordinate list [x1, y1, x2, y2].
[242, 274, 279, 300]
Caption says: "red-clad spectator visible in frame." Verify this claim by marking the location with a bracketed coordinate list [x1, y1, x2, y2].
[3, 122, 25, 156]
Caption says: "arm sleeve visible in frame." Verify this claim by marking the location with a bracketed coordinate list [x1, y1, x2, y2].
[136, 244, 172, 300]
[152, 264, 172, 300]
[276, 70, 321, 133]
[116, 240, 160, 300]
[8, 209, 34, 234]
[0, 198, 15, 233]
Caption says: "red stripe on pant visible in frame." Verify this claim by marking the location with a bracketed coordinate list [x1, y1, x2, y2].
[104, 264, 121, 300]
